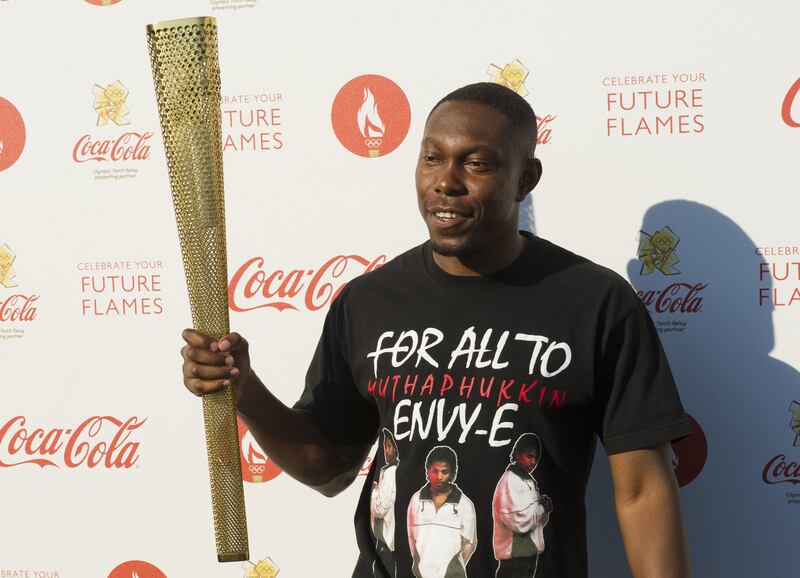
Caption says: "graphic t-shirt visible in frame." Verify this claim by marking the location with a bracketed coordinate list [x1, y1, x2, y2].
[294, 233, 692, 578]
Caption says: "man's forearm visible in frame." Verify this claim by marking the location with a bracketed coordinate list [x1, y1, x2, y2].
[235, 370, 369, 497]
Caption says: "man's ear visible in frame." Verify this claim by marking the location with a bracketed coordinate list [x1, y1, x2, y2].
[517, 157, 543, 202]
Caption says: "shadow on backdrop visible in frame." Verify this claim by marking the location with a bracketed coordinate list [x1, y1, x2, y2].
[586, 200, 799, 577]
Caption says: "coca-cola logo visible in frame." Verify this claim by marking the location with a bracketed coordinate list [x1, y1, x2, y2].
[782, 77, 800, 128]
[72, 132, 152, 163]
[763, 455, 800, 485]
[107, 560, 166, 578]
[671, 414, 707, 487]
[331, 75, 411, 158]
[237, 418, 281, 483]
[229, 254, 387, 313]
[637, 282, 707, 314]
[0, 96, 26, 172]
[0, 294, 39, 322]
[0, 416, 145, 469]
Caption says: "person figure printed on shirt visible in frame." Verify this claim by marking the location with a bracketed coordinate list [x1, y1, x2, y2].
[492, 433, 553, 578]
[371, 428, 399, 576]
[407, 445, 477, 578]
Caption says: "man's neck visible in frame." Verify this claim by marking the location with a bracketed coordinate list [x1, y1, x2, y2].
[432, 231, 526, 276]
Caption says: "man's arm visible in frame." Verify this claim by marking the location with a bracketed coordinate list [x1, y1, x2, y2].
[181, 329, 373, 498]
[609, 442, 690, 578]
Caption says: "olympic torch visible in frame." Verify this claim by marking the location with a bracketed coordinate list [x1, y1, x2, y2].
[146, 17, 248, 562]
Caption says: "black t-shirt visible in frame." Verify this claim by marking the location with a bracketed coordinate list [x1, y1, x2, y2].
[294, 233, 691, 578]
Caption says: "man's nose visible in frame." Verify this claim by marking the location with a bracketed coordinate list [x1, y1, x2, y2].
[433, 161, 466, 196]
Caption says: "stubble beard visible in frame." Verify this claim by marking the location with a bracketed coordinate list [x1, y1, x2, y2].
[430, 238, 475, 259]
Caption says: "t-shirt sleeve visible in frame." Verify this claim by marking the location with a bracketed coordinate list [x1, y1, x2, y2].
[595, 294, 693, 455]
[293, 293, 379, 447]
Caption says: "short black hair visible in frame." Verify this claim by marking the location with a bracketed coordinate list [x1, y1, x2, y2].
[425, 445, 458, 480]
[429, 82, 538, 158]
[510, 433, 542, 463]
[382, 428, 397, 455]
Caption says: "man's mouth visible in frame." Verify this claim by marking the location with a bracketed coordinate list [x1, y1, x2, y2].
[428, 206, 472, 226]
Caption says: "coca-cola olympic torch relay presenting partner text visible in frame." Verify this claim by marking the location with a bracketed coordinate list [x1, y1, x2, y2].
[147, 17, 248, 562]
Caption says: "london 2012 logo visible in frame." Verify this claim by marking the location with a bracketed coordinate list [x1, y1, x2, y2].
[487, 58, 556, 145]
[0, 244, 17, 288]
[331, 74, 411, 158]
[782, 77, 800, 128]
[0, 97, 26, 172]
[637, 226, 680, 276]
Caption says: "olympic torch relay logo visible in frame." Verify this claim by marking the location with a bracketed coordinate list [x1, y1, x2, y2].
[331, 75, 410, 158]
[85, 0, 124, 6]
[671, 414, 707, 487]
[782, 77, 800, 128]
[107, 561, 166, 578]
[0, 97, 26, 172]
[237, 417, 281, 483]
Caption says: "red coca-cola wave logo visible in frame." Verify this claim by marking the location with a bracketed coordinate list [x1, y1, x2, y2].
[0, 97, 26, 172]
[331, 75, 411, 158]
[637, 282, 707, 314]
[0, 294, 39, 322]
[237, 418, 281, 484]
[671, 414, 707, 487]
[72, 132, 152, 163]
[108, 560, 166, 578]
[229, 254, 386, 313]
[0, 416, 145, 469]
[782, 77, 800, 128]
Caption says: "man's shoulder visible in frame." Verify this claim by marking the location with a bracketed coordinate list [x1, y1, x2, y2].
[336, 242, 426, 301]
[525, 235, 637, 295]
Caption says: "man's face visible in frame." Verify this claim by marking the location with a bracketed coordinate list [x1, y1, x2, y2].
[383, 437, 396, 463]
[415, 100, 537, 258]
[427, 460, 453, 490]
[516, 450, 538, 474]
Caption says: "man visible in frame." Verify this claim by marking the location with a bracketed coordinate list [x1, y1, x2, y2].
[492, 433, 553, 578]
[372, 429, 400, 576]
[181, 82, 692, 577]
[407, 446, 477, 578]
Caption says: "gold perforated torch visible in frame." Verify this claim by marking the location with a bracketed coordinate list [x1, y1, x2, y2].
[146, 17, 249, 562]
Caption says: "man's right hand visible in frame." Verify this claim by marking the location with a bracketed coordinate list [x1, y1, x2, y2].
[180, 329, 252, 404]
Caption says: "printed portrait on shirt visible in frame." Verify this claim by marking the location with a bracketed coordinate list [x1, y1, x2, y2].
[492, 433, 554, 578]
[407, 445, 477, 578]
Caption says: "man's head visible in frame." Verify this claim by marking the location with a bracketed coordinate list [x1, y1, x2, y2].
[425, 445, 458, 490]
[382, 428, 397, 463]
[511, 433, 542, 474]
[416, 83, 542, 260]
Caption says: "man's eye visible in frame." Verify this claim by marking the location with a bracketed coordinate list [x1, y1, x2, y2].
[423, 155, 440, 164]
[466, 160, 491, 170]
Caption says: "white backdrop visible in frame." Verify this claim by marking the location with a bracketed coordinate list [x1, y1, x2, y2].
[1, 1, 799, 577]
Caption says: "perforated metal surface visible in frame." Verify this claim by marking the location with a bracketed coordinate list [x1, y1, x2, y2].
[147, 16, 249, 563]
